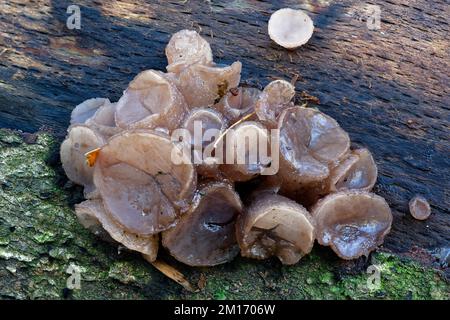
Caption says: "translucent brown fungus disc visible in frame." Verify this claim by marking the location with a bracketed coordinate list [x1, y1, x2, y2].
[409, 195, 431, 221]
[255, 80, 295, 127]
[115, 70, 187, 130]
[60, 125, 105, 194]
[268, 8, 314, 49]
[162, 181, 243, 266]
[216, 87, 261, 122]
[182, 108, 226, 149]
[75, 200, 159, 260]
[329, 148, 378, 192]
[182, 108, 226, 177]
[165, 29, 213, 73]
[236, 193, 315, 265]
[93, 130, 196, 235]
[70, 98, 109, 125]
[220, 121, 272, 182]
[278, 106, 350, 186]
[175, 62, 242, 108]
[312, 191, 392, 260]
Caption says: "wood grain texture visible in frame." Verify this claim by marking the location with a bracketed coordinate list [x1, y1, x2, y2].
[0, 0, 448, 259]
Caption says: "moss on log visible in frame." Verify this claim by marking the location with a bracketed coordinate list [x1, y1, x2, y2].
[0, 129, 448, 299]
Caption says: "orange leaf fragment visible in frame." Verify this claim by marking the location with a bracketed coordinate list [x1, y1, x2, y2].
[85, 148, 101, 167]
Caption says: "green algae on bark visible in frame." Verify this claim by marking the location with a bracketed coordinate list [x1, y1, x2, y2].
[0, 129, 448, 300]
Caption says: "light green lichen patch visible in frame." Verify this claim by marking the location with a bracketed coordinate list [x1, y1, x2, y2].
[108, 260, 153, 286]
[0, 129, 448, 300]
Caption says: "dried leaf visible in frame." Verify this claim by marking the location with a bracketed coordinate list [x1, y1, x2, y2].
[145, 257, 198, 292]
[85, 148, 101, 167]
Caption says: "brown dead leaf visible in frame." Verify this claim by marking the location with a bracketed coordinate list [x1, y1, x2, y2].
[147, 258, 198, 292]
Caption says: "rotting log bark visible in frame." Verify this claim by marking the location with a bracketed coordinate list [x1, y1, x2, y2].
[0, 0, 448, 298]
[0, 127, 448, 299]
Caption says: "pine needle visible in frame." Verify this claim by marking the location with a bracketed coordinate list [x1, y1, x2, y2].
[213, 111, 256, 149]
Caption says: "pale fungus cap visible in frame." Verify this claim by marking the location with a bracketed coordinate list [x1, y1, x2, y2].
[220, 121, 272, 182]
[93, 129, 196, 236]
[85, 101, 123, 139]
[70, 98, 109, 125]
[255, 79, 295, 127]
[268, 8, 314, 49]
[165, 29, 213, 73]
[312, 191, 393, 260]
[216, 87, 261, 122]
[75, 200, 159, 260]
[115, 70, 187, 131]
[329, 148, 378, 192]
[175, 61, 242, 108]
[277, 106, 350, 188]
[182, 108, 226, 178]
[236, 193, 315, 265]
[162, 181, 243, 266]
[60, 124, 105, 195]
[409, 195, 431, 221]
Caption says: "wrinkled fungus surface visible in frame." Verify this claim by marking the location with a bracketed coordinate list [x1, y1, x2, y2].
[162, 181, 243, 266]
[115, 70, 187, 130]
[237, 193, 315, 265]
[256, 80, 295, 127]
[94, 130, 196, 235]
[329, 148, 377, 192]
[61, 29, 393, 269]
[75, 200, 159, 259]
[277, 106, 350, 203]
[312, 191, 392, 260]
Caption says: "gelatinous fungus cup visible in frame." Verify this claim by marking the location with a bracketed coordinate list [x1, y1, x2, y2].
[268, 8, 314, 49]
[312, 191, 392, 260]
[409, 195, 431, 221]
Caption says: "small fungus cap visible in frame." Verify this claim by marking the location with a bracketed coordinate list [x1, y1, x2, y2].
[75, 200, 159, 260]
[115, 70, 187, 130]
[268, 8, 314, 49]
[182, 108, 226, 176]
[217, 87, 261, 122]
[182, 107, 226, 148]
[312, 191, 392, 260]
[166, 29, 213, 73]
[220, 121, 272, 182]
[409, 195, 431, 221]
[329, 148, 378, 192]
[70, 98, 109, 125]
[85, 101, 123, 139]
[175, 61, 242, 108]
[162, 181, 243, 266]
[236, 193, 315, 265]
[255, 80, 295, 127]
[60, 124, 105, 194]
[278, 106, 350, 184]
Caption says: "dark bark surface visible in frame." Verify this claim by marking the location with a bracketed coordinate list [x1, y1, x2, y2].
[0, 0, 448, 258]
